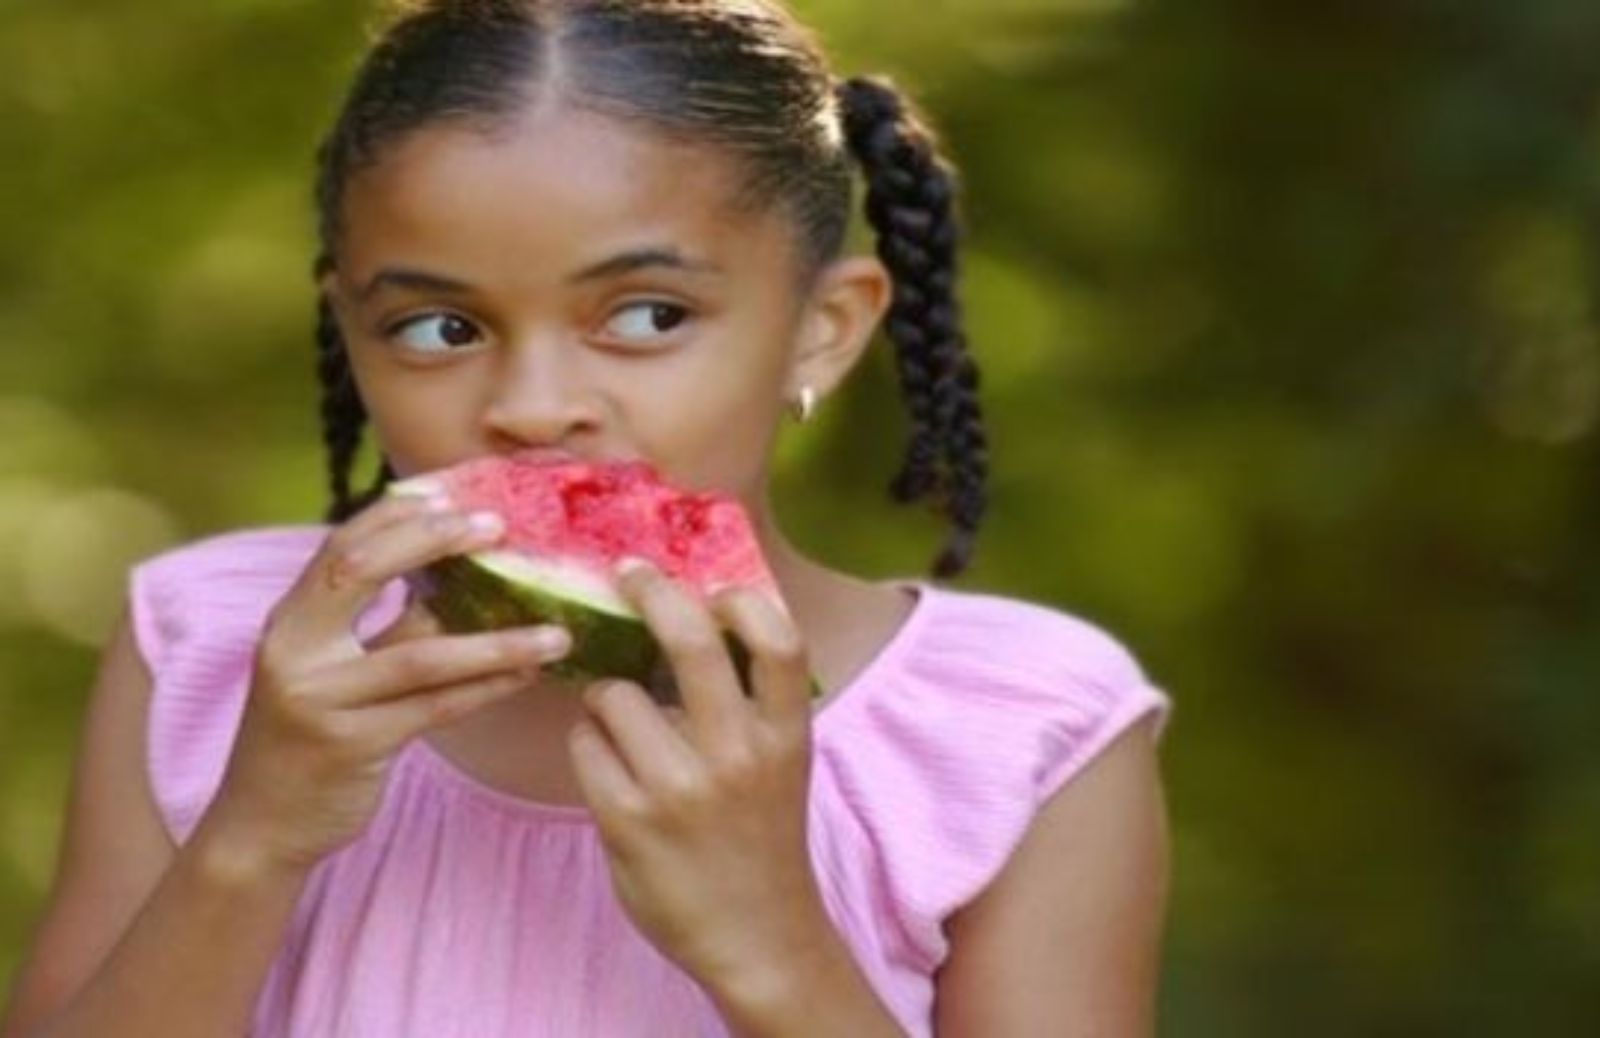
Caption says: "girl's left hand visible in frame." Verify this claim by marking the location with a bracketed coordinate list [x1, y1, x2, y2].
[568, 557, 830, 992]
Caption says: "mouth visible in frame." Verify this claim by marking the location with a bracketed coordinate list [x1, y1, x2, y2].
[511, 447, 582, 465]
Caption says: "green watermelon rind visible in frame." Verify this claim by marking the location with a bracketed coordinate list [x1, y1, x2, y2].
[413, 553, 657, 686]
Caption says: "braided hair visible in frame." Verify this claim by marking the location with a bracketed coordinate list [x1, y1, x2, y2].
[836, 76, 987, 578]
[312, 0, 988, 577]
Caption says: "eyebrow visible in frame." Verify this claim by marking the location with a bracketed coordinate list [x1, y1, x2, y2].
[567, 247, 724, 284]
[356, 247, 724, 302]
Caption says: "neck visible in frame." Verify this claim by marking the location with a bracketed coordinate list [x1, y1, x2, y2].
[746, 486, 901, 657]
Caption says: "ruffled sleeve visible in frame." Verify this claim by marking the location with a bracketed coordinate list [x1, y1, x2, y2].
[127, 524, 393, 845]
[811, 586, 1172, 974]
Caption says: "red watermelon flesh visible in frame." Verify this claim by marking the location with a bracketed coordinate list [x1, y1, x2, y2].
[385, 453, 812, 701]
[435, 453, 777, 602]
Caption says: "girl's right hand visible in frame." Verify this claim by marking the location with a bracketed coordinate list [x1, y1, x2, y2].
[198, 489, 572, 876]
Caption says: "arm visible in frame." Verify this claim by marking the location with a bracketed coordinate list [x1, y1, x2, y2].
[708, 716, 1169, 1038]
[708, 927, 908, 1037]
[935, 714, 1170, 1036]
[0, 608, 311, 1038]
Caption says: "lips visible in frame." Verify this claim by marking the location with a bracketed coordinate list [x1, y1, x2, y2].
[511, 447, 581, 465]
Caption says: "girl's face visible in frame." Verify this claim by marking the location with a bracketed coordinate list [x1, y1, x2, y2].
[322, 104, 878, 506]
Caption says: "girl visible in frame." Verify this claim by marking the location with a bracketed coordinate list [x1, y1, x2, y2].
[1, 1, 1171, 1035]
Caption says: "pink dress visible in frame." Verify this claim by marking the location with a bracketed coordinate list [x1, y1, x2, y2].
[128, 525, 1172, 1036]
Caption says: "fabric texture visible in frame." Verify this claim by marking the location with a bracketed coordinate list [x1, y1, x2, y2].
[127, 525, 1173, 1037]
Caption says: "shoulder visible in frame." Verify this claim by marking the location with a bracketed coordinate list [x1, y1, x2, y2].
[131, 523, 331, 598]
[917, 584, 1160, 705]
[811, 582, 1172, 973]
[129, 524, 334, 656]
[864, 582, 1173, 795]
[126, 524, 341, 844]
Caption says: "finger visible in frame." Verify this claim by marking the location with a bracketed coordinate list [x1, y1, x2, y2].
[568, 715, 647, 822]
[661, 704, 691, 736]
[613, 557, 746, 754]
[281, 502, 508, 652]
[315, 506, 505, 624]
[706, 587, 812, 725]
[359, 667, 543, 749]
[315, 625, 571, 708]
[263, 493, 455, 666]
[273, 491, 453, 640]
[580, 680, 701, 793]
[335, 481, 452, 540]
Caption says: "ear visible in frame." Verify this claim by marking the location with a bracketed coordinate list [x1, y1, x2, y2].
[787, 255, 893, 403]
[316, 267, 359, 345]
[317, 267, 342, 308]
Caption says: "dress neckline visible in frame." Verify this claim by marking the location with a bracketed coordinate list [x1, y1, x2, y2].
[399, 578, 939, 823]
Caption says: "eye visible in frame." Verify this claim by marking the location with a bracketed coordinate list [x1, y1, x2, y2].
[388, 313, 483, 354]
[602, 301, 691, 343]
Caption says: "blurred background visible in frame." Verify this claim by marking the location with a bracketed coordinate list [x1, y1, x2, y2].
[2, 0, 1597, 1033]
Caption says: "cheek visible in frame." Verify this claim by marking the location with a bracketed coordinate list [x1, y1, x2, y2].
[347, 354, 482, 471]
[634, 344, 789, 493]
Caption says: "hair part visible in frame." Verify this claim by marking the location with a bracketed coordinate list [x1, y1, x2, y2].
[313, 0, 988, 577]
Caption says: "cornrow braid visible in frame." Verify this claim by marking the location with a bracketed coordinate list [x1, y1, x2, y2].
[308, 1, 988, 578]
[314, 252, 393, 524]
[837, 74, 989, 578]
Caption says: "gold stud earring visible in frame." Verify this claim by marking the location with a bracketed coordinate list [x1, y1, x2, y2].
[789, 384, 817, 423]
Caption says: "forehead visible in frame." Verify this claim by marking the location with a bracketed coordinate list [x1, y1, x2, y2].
[337, 105, 793, 277]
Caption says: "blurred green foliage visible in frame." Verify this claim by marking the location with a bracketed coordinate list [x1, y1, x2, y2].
[3, 0, 1598, 1033]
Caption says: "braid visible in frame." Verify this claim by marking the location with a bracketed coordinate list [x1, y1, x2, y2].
[314, 254, 393, 524]
[310, 5, 986, 568]
[837, 75, 989, 578]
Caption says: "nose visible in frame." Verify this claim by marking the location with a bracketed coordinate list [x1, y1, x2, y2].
[480, 339, 602, 450]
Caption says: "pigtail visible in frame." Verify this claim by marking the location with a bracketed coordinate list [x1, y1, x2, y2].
[837, 74, 989, 578]
[314, 254, 392, 524]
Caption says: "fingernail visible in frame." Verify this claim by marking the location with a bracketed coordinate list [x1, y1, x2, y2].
[468, 511, 505, 536]
[526, 626, 571, 656]
[615, 555, 652, 577]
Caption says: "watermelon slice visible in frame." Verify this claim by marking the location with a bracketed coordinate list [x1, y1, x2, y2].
[386, 453, 820, 703]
